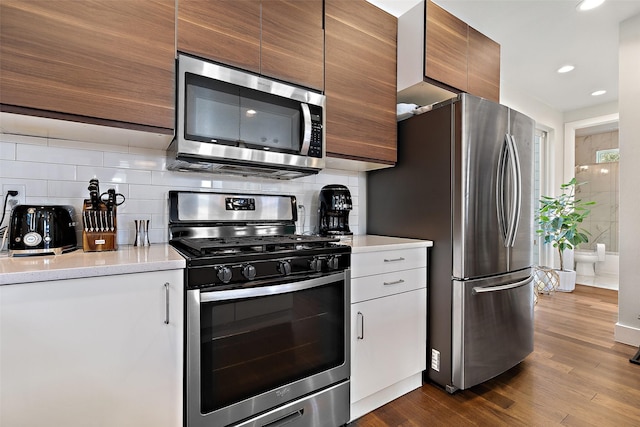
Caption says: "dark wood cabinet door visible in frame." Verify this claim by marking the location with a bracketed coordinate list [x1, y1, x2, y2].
[468, 26, 500, 102]
[325, 0, 397, 165]
[177, 0, 261, 74]
[261, 0, 324, 91]
[0, 0, 175, 131]
[425, 0, 468, 92]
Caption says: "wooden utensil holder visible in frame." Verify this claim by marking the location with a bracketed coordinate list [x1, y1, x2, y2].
[82, 200, 118, 252]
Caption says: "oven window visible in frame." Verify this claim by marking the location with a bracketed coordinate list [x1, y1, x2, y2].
[199, 281, 345, 414]
[185, 73, 301, 153]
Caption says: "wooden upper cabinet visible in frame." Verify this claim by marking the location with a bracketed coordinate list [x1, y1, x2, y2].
[468, 26, 501, 102]
[177, 0, 261, 74]
[0, 0, 175, 131]
[424, 0, 500, 102]
[261, 0, 324, 90]
[425, 0, 468, 92]
[325, 0, 397, 165]
[177, 0, 324, 91]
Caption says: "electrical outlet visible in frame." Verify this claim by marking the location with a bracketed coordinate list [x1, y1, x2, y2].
[3, 184, 26, 207]
[431, 348, 440, 372]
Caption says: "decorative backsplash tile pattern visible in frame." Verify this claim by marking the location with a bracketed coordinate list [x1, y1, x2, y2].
[0, 132, 364, 248]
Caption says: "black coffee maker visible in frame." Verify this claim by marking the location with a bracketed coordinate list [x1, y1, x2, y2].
[318, 184, 353, 236]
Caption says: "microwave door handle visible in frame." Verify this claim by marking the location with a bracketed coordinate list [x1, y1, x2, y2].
[300, 103, 312, 155]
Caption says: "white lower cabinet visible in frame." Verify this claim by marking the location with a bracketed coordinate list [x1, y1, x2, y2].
[0, 270, 184, 427]
[349, 247, 428, 421]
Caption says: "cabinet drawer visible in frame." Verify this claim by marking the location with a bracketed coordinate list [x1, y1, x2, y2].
[351, 267, 426, 304]
[351, 248, 426, 278]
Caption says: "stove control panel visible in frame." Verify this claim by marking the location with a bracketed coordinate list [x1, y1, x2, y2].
[186, 250, 351, 289]
[225, 197, 255, 211]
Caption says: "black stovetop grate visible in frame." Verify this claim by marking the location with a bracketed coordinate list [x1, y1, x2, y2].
[172, 234, 340, 257]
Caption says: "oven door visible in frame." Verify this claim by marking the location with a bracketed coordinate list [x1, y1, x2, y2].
[186, 271, 350, 427]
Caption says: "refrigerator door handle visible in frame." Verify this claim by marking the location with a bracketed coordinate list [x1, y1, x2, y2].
[496, 134, 510, 245]
[472, 275, 532, 294]
[505, 134, 522, 248]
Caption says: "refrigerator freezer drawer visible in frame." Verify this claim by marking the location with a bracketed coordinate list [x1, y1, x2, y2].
[451, 270, 534, 391]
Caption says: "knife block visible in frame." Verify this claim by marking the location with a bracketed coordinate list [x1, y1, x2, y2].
[82, 200, 118, 252]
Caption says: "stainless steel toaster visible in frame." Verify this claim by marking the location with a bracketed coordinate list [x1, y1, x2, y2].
[8, 205, 78, 256]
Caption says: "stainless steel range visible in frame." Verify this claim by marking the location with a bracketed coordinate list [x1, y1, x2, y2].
[168, 191, 351, 427]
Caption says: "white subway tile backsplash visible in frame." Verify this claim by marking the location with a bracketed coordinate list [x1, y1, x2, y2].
[0, 178, 48, 197]
[0, 159, 77, 181]
[18, 144, 103, 166]
[48, 137, 129, 154]
[128, 145, 171, 156]
[0, 142, 15, 160]
[1, 128, 367, 245]
[47, 181, 96, 199]
[103, 151, 165, 170]
[129, 184, 170, 201]
[209, 177, 263, 192]
[77, 166, 152, 186]
[117, 198, 165, 215]
[0, 133, 47, 146]
[316, 171, 351, 186]
[151, 170, 215, 188]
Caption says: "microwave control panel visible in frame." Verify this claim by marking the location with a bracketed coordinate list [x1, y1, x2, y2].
[308, 105, 323, 158]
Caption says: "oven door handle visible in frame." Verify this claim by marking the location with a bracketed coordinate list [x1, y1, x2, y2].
[199, 272, 346, 302]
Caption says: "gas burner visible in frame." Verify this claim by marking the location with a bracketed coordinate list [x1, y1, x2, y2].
[168, 191, 351, 288]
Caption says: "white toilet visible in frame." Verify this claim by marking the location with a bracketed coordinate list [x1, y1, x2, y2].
[574, 243, 606, 276]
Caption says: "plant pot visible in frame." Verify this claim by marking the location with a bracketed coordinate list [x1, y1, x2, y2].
[556, 269, 577, 292]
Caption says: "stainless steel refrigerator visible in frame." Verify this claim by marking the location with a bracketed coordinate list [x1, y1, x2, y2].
[367, 93, 535, 393]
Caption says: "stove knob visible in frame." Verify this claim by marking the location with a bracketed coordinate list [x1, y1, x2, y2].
[309, 258, 322, 272]
[278, 260, 292, 276]
[216, 266, 233, 283]
[328, 256, 340, 270]
[242, 264, 257, 280]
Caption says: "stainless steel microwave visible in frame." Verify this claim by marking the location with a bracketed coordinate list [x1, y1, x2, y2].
[167, 54, 326, 179]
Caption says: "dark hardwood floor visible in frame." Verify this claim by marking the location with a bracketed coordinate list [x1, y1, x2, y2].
[349, 285, 640, 426]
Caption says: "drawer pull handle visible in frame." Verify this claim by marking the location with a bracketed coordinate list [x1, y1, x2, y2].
[383, 279, 405, 286]
[357, 311, 364, 340]
[384, 257, 405, 262]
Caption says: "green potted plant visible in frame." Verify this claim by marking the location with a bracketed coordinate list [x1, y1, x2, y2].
[536, 178, 595, 291]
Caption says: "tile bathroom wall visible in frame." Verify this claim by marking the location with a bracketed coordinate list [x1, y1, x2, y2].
[575, 130, 619, 252]
[0, 131, 365, 248]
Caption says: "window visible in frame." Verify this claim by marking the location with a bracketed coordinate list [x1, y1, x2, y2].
[596, 148, 619, 163]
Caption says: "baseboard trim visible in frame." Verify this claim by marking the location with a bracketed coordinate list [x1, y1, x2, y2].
[349, 373, 423, 423]
[615, 322, 640, 346]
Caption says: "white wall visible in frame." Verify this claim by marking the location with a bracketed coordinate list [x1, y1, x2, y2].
[616, 13, 640, 346]
[501, 80, 564, 195]
[564, 101, 618, 123]
[0, 118, 366, 248]
[501, 80, 564, 268]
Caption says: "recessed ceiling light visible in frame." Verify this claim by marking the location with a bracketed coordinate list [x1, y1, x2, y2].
[577, 0, 605, 11]
[591, 90, 607, 96]
[557, 65, 575, 73]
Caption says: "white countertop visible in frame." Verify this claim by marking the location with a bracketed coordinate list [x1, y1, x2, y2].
[347, 235, 433, 253]
[0, 244, 186, 285]
[0, 236, 432, 285]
